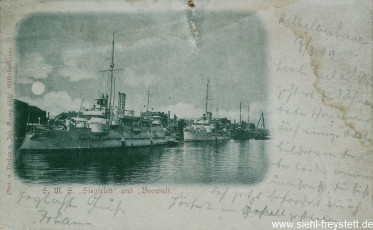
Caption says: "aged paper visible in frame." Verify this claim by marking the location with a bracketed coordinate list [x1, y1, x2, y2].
[0, 0, 372, 229]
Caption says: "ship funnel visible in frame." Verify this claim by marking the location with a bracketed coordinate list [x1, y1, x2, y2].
[118, 92, 126, 114]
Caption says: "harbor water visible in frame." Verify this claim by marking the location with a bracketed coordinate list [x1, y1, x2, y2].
[15, 140, 269, 185]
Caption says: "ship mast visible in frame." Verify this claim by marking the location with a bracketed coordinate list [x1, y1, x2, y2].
[205, 79, 210, 116]
[239, 101, 242, 124]
[247, 105, 250, 124]
[109, 32, 115, 117]
[99, 32, 123, 125]
[146, 88, 151, 118]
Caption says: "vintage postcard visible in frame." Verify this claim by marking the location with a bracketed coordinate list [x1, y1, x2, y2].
[0, 0, 372, 229]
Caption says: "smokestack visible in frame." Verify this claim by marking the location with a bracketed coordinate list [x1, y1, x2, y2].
[118, 92, 126, 112]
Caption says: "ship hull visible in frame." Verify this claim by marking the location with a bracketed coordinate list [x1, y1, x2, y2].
[20, 126, 174, 150]
[183, 131, 229, 142]
[232, 129, 270, 140]
[232, 130, 254, 140]
[122, 138, 168, 147]
[20, 128, 122, 150]
[122, 126, 169, 147]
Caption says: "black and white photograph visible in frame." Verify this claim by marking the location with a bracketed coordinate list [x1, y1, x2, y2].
[14, 11, 271, 185]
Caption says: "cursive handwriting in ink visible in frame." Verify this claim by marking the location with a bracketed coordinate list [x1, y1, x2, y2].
[87, 195, 125, 217]
[39, 210, 91, 226]
[168, 193, 214, 211]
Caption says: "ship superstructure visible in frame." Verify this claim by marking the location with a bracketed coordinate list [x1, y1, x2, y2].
[183, 80, 229, 142]
[20, 32, 175, 151]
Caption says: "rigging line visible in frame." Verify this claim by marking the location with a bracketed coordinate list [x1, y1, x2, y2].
[113, 76, 116, 110]
[121, 67, 140, 111]
[106, 72, 110, 96]
[130, 88, 133, 111]
[98, 72, 104, 94]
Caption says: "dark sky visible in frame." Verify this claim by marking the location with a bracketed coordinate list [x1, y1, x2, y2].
[16, 10, 268, 120]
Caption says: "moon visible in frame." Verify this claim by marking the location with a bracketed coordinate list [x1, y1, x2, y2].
[31, 81, 45, 95]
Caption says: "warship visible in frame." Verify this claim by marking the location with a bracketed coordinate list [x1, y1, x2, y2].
[183, 80, 230, 141]
[20, 32, 174, 151]
[232, 107, 270, 140]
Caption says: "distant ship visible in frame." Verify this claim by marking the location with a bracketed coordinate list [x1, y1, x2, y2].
[20, 32, 175, 151]
[183, 80, 230, 142]
[232, 111, 270, 140]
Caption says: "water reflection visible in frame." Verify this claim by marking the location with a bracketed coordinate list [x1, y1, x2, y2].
[15, 140, 269, 185]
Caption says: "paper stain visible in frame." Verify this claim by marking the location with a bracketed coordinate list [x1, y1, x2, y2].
[273, 10, 370, 147]
[233, 0, 298, 12]
[126, 0, 141, 5]
[187, 0, 196, 8]
[183, 0, 298, 55]
[186, 1, 200, 55]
